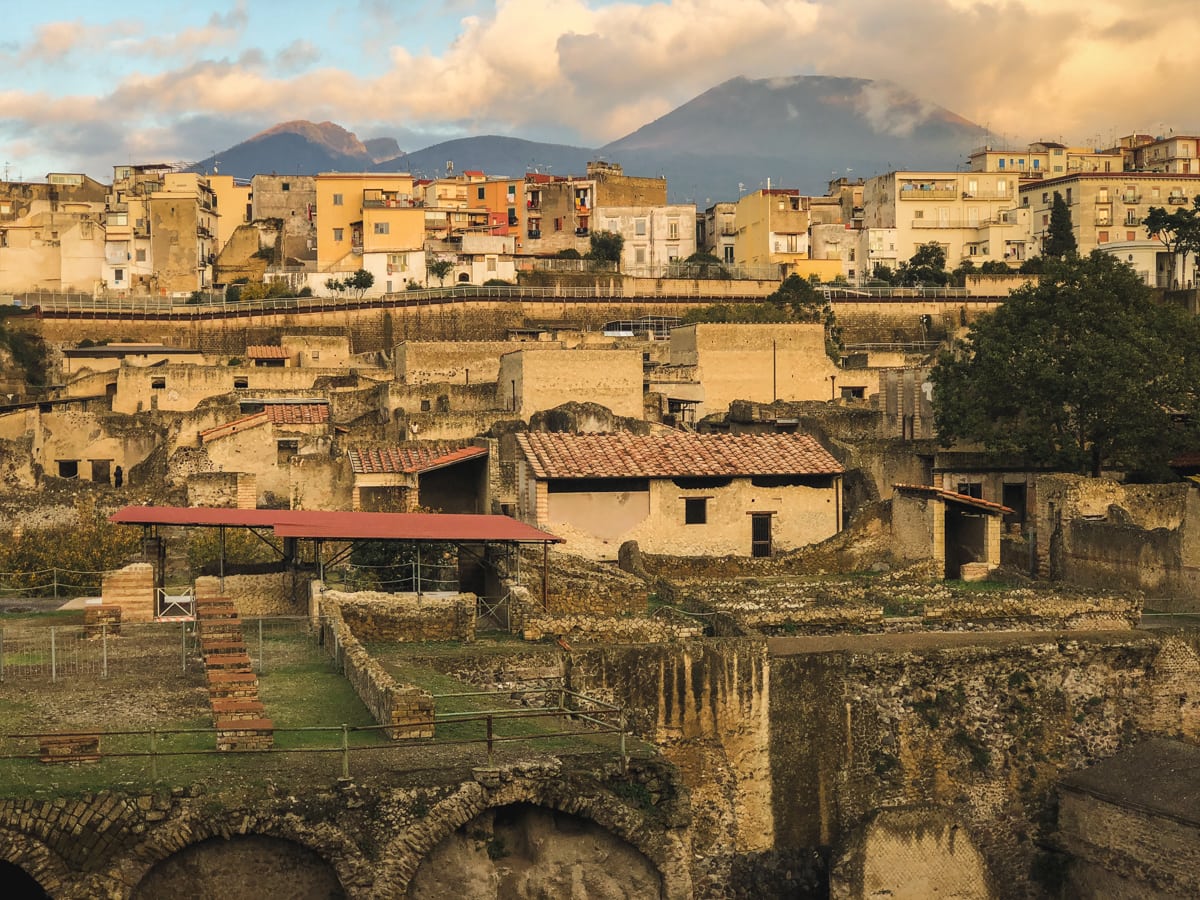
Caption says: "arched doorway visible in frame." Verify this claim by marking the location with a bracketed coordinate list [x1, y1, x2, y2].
[407, 802, 663, 898]
[0, 860, 50, 899]
[131, 835, 345, 899]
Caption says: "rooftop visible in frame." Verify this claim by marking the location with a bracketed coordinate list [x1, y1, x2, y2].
[517, 431, 843, 480]
[349, 444, 487, 475]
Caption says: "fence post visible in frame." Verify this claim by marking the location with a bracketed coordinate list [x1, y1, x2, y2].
[486, 714, 494, 766]
[0, 625, 4, 682]
[52, 569, 58, 602]
[50, 627, 56, 682]
[181, 621, 187, 673]
[257, 618, 264, 674]
[619, 709, 627, 774]
[102, 623, 108, 678]
[341, 724, 350, 779]
[150, 727, 158, 780]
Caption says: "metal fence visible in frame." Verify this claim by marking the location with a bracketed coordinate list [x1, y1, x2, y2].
[0, 616, 325, 681]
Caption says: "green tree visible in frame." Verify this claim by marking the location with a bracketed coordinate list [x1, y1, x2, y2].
[587, 230, 624, 265]
[346, 268, 375, 299]
[930, 252, 1200, 477]
[1144, 199, 1200, 288]
[978, 260, 1012, 275]
[1043, 191, 1077, 258]
[897, 242, 950, 286]
[324, 277, 345, 296]
[428, 259, 454, 286]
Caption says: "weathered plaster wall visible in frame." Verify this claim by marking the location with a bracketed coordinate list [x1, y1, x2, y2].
[394, 340, 563, 385]
[497, 348, 644, 420]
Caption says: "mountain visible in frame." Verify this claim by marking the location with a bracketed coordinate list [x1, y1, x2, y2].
[190, 121, 397, 177]
[601, 75, 987, 202]
[191, 75, 988, 202]
[371, 135, 594, 181]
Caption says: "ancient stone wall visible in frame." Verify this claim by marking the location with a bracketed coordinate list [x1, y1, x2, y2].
[194, 572, 300, 617]
[326, 589, 476, 643]
[100, 563, 154, 622]
[316, 589, 435, 740]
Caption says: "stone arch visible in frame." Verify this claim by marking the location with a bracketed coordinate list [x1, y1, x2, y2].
[0, 828, 71, 898]
[372, 778, 692, 899]
[109, 809, 372, 899]
[829, 804, 997, 900]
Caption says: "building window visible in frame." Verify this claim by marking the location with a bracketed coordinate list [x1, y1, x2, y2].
[151, 377, 166, 389]
[668, 219, 680, 239]
[333, 228, 344, 241]
[724, 246, 735, 263]
[956, 482, 983, 499]
[114, 268, 124, 283]
[1098, 231, 1109, 243]
[57, 460, 79, 479]
[135, 249, 146, 262]
[374, 222, 389, 234]
[282, 182, 290, 192]
[1127, 231, 1136, 242]
[554, 218, 563, 232]
[635, 247, 646, 264]
[233, 377, 248, 389]
[277, 440, 299, 465]
[477, 187, 486, 200]
[635, 219, 647, 236]
[311, 351, 320, 360]
[332, 193, 343, 206]
[684, 497, 707, 524]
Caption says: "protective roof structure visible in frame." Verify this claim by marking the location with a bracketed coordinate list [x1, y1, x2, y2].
[110, 506, 561, 543]
[893, 484, 1014, 515]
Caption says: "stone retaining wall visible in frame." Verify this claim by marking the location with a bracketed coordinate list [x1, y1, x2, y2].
[508, 585, 703, 643]
[314, 585, 434, 740]
[195, 572, 299, 617]
[321, 589, 476, 643]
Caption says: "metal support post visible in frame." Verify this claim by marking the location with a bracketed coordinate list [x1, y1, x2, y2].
[50, 627, 56, 682]
[341, 724, 350, 779]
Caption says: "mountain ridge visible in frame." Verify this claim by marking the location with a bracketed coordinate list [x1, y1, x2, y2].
[191, 75, 987, 201]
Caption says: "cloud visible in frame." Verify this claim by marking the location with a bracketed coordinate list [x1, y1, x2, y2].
[5, 0, 1200, 181]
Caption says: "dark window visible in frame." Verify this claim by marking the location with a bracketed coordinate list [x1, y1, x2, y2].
[672, 476, 732, 490]
[956, 482, 983, 499]
[57, 460, 79, 478]
[277, 440, 299, 465]
[420, 399, 431, 411]
[281, 182, 290, 192]
[547, 478, 650, 494]
[233, 377, 248, 389]
[151, 377, 166, 389]
[684, 497, 708, 524]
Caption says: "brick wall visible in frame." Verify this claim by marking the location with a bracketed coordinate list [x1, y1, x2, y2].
[195, 572, 300, 617]
[101, 563, 154, 622]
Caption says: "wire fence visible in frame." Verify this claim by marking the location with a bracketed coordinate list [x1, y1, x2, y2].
[323, 557, 462, 594]
[0, 616, 325, 681]
[0, 565, 124, 600]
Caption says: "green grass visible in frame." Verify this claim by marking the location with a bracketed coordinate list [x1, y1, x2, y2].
[257, 661, 383, 750]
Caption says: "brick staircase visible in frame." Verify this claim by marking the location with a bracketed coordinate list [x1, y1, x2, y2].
[195, 597, 273, 751]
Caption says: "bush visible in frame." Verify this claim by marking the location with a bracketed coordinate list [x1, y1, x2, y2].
[483, 278, 513, 286]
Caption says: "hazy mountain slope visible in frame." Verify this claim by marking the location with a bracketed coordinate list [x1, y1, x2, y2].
[372, 135, 595, 180]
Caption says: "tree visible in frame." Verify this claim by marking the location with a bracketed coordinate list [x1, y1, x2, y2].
[428, 259, 454, 286]
[930, 252, 1200, 477]
[346, 268, 374, 299]
[1144, 199, 1200, 288]
[897, 242, 950, 286]
[1043, 191, 1077, 258]
[587, 230, 624, 265]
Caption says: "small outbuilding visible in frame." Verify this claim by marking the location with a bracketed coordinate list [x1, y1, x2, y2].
[515, 431, 843, 558]
[891, 483, 1012, 580]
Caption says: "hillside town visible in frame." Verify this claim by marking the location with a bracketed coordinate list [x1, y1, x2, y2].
[0, 127, 1199, 900]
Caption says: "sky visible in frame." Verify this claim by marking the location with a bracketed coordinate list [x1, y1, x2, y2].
[1, 0, 1198, 182]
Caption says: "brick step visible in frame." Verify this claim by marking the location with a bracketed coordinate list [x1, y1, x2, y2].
[204, 654, 253, 672]
[211, 699, 266, 721]
[196, 608, 240, 623]
[205, 670, 258, 685]
[195, 597, 237, 612]
[200, 639, 248, 655]
[215, 718, 274, 751]
[209, 686, 260, 702]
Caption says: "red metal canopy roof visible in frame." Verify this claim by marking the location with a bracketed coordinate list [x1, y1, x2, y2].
[110, 506, 562, 543]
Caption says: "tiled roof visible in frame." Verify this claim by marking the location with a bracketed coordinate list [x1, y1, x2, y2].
[516, 432, 843, 480]
[265, 403, 329, 425]
[893, 483, 1014, 515]
[349, 444, 488, 475]
[246, 345, 289, 359]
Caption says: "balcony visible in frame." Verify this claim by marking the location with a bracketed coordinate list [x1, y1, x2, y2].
[575, 227, 589, 236]
[526, 199, 541, 210]
[900, 187, 957, 200]
[527, 229, 541, 240]
[1169, 194, 1189, 204]
[1121, 193, 1142, 203]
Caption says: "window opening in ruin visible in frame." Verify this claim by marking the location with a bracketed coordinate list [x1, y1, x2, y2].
[751, 512, 772, 557]
[57, 460, 79, 479]
[151, 377, 166, 389]
[684, 497, 708, 524]
[233, 377, 248, 389]
[956, 482, 983, 499]
[90, 459, 111, 484]
[277, 440, 299, 465]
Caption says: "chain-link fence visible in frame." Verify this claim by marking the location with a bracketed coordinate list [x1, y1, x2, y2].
[0, 617, 327, 682]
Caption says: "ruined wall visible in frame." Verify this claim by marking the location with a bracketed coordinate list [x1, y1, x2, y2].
[325, 590, 476, 643]
[101, 563, 154, 622]
[195, 572, 299, 617]
[187, 471, 255, 509]
[394, 340, 563, 385]
[1036, 475, 1200, 605]
[316, 588, 436, 739]
[113, 363, 354, 414]
[498, 348, 644, 420]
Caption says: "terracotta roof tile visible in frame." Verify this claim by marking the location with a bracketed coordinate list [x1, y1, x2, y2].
[349, 444, 488, 475]
[246, 345, 289, 359]
[264, 403, 329, 425]
[894, 483, 1014, 515]
[515, 432, 843, 480]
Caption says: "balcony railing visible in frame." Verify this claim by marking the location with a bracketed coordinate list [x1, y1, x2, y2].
[575, 227, 589, 236]
[1121, 193, 1142, 203]
[900, 188, 957, 200]
[526, 229, 541, 239]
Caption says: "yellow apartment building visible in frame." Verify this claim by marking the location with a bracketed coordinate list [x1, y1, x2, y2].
[207, 175, 252, 250]
[315, 173, 422, 275]
[969, 141, 1123, 180]
[861, 171, 1026, 269]
[0, 173, 107, 293]
[1020, 172, 1200, 284]
[733, 188, 843, 280]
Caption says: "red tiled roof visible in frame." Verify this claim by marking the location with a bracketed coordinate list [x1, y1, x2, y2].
[349, 444, 487, 475]
[265, 403, 329, 425]
[516, 432, 843, 479]
[109, 506, 560, 543]
[246, 345, 289, 359]
[894, 483, 1014, 515]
